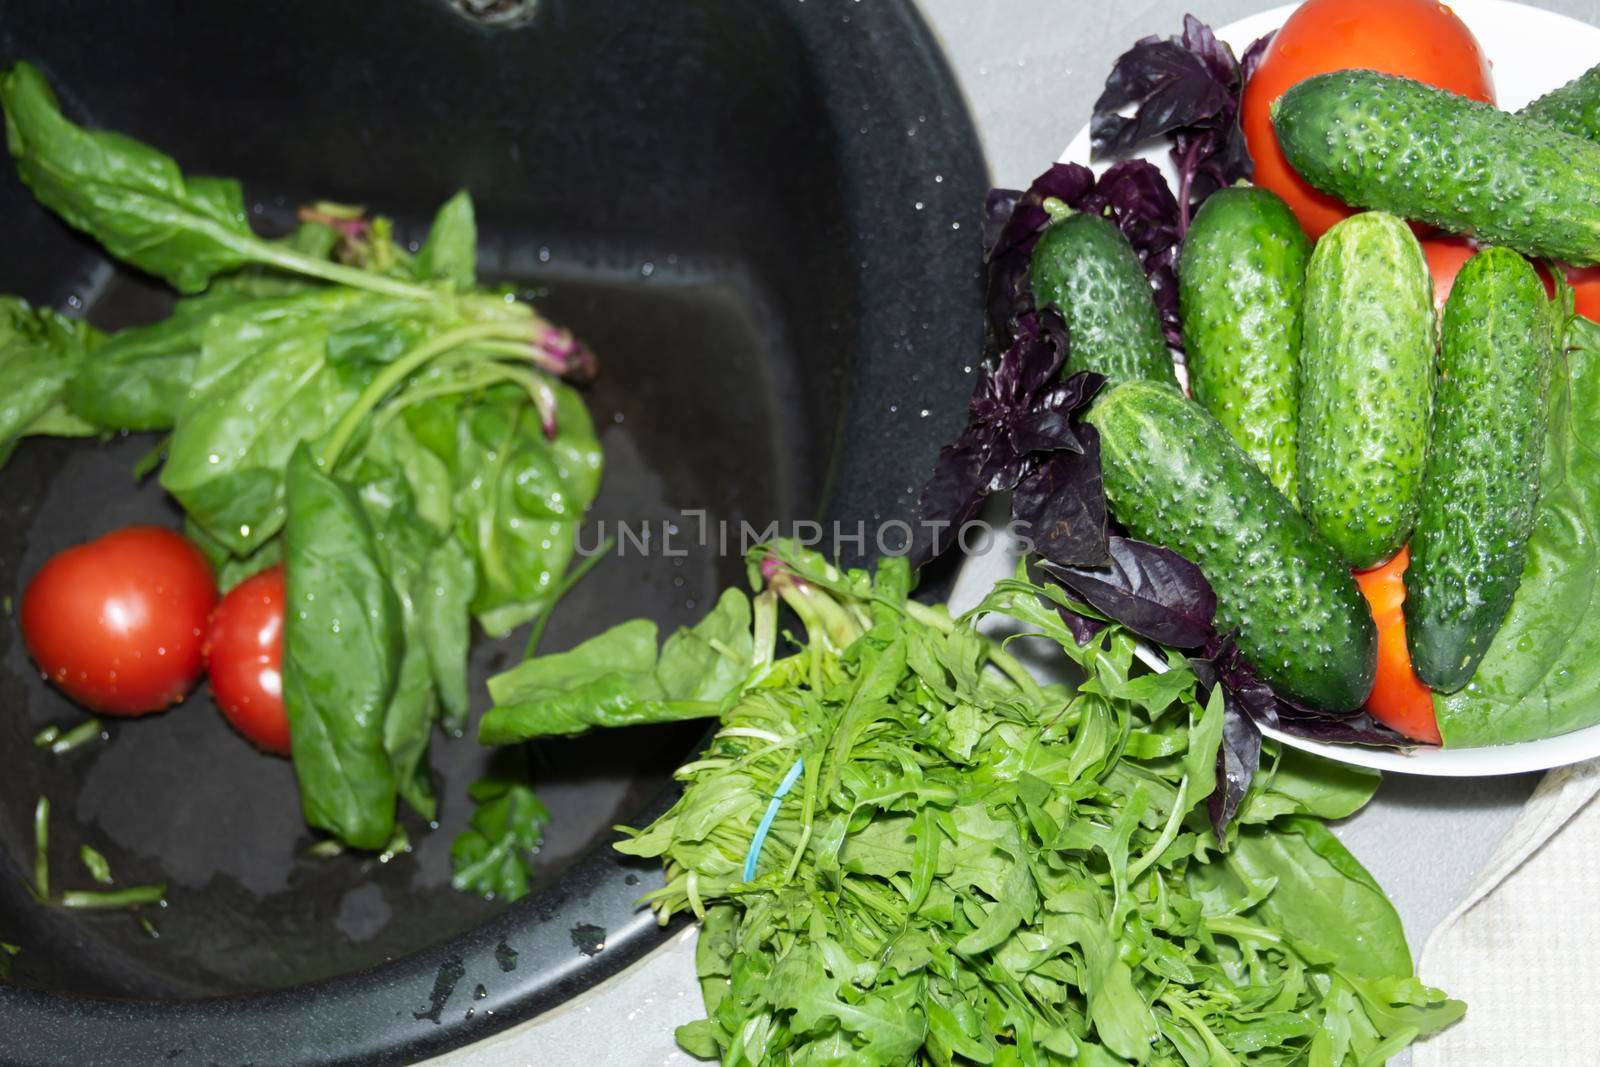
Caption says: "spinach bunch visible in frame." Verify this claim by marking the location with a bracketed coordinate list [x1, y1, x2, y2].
[0, 62, 603, 850]
[482, 546, 1461, 1064]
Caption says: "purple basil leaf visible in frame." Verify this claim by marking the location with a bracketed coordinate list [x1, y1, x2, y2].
[909, 319, 1088, 569]
[1208, 700, 1261, 838]
[1271, 706, 1409, 747]
[1239, 31, 1276, 83]
[909, 442, 988, 569]
[1013, 439, 1110, 569]
[1180, 14, 1236, 87]
[1057, 605, 1108, 646]
[1010, 369, 1105, 453]
[983, 187, 1022, 259]
[1042, 536, 1217, 648]
[1091, 38, 1232, 160]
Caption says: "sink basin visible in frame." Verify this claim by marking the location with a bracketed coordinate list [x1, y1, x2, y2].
[0, 0, 984, 1062]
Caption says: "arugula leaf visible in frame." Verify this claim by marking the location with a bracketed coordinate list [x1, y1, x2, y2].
[1436, 314, 1600, 745]
[281, 445, 401, 849]
[450, 776, 550, 902]
[478, 588, 751, 743]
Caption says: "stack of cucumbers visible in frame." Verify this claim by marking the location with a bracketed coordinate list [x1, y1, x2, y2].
[1030, 70, 1588, 720]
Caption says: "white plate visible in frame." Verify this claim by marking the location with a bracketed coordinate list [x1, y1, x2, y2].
[1046, 0, 1600, 775]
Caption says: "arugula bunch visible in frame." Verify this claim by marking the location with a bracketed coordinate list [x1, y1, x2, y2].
[0, 62, 602, 850]
[482, 545, 1462, 1064]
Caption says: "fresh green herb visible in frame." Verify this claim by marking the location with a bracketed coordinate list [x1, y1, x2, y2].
[450, 776, 551, 903]
[79, 844, 113, 885]
[280, 444, 402, 850]
[486, 546, 1461, 1063]
[136, 916, 159, 939]
[59, 884, 166, 910]
[0, 941, 17, 979]
[377, 827, 411, 865]
[31, 796, 48, 901]
[1, 62, 430, 299]
[35, 718, 103, 756]
[0, 295, 100, 464]
[479, 586, 753, 744]
[303, 840, 346, 861]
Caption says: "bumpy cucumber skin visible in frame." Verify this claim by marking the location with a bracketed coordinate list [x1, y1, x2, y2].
[1298, 211, 1436, 570]
[1030, 212, 1177, 386]
[1406, 248, 1555, 692]
[1179, 187, 1310, 503]
[1273, 70, 1600, 265]
[1088, 381, 1377, 713]
[1520, 65, 1600, 142]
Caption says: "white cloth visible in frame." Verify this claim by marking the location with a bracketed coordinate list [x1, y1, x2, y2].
[1414, 759, 1600, 1065]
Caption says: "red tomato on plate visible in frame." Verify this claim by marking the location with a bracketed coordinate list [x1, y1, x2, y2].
[204, 566, 289, 756]
[1421, 237, 1479, 312]
[20, 526, 216, 716]
[1353, 546, 1440, 745]
[1242, 0, 1496, 239]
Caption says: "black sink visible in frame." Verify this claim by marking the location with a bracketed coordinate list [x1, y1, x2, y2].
[0, 0, 985, 1063]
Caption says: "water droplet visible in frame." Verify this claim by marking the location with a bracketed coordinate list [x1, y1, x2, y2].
[640, 261, 655, 277]
[538, 246, 551, 263]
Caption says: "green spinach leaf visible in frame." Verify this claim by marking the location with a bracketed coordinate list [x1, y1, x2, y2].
[450, 775, 550, 902]
[1, 62, 433, 301]
[1, 62, 253, 293]
[479, 588, 750, 743]
[159, 288, 440, 554]
[1436, 314, 1600, 745]
[446, 382, 603, 636]
[416, 190, 476, 290]
[281, 445, 401, 849]
[0, 296, 98, 463]
[1227, 816, 1411, 980]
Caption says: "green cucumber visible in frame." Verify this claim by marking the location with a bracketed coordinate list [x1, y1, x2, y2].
[1273, 70, 1600, 265]
[1298, 211, 1435, 570]
[1088, 380, 1377, 712]
[1030, 212, 1177, 386]
[1520, 64, 1600, 142]
[1178, 186, 1309, 502]
[1406, 247, 1555, 692]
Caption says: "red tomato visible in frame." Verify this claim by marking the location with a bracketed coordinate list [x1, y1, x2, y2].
[1421, 237, 1478, 312]
[1425, 238, 1564, 315]
[1352, 546, 1440, 745]
[20, 526, 216, 716]
[1560, 265, 1600, 322]
[204, 566, 289, 756]
[1242, 0, 1495, 239]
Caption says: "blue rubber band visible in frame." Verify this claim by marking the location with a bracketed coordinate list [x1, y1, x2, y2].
[743, 756, 805, 882]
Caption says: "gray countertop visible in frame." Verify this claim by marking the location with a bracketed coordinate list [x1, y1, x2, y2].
[437, 1, 1598, 1062]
